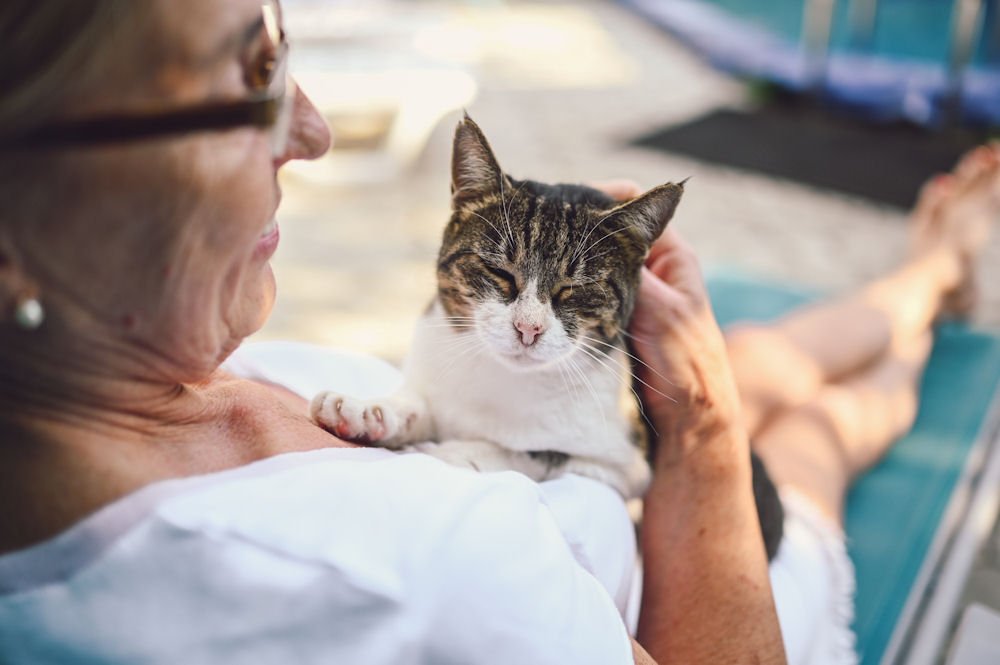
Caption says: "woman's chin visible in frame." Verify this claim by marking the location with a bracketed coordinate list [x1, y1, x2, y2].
[254, 265, 278, 328]
[237, 264, 278, 339]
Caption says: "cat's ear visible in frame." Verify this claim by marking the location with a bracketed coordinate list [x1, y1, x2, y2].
[608, 180, 685, 244]
[451, 114, 506, 208]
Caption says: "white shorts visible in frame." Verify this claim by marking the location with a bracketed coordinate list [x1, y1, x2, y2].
[771, 488, 858, 665]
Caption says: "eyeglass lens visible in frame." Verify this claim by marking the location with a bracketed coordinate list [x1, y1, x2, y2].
[263, 0, 294, 157]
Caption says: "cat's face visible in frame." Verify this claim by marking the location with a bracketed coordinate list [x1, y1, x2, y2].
[437, 116, 683, 370]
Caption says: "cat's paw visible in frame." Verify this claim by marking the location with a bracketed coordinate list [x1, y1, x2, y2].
[310, 392, 409, 447]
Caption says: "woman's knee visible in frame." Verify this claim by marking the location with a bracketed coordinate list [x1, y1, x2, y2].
[725, 324, 825, 408]
[786, 381, 916, 476]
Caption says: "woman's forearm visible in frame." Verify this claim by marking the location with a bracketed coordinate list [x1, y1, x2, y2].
[636, 426, 787, 664]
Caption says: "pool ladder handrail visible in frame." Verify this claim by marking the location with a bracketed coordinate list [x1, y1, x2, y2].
[801, 0, 989, 123]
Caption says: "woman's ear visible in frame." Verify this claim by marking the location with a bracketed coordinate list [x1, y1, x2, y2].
[451, 114, 507, 209]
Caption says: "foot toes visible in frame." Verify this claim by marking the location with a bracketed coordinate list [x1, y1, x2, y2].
[957, 145, 996, 179]
[912, 173, 952, 223]
[941, 275, 979, 320]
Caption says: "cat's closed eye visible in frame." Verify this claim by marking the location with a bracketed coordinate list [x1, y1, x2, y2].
[484, 264, 518, 298]
[553, 285, 573, 304]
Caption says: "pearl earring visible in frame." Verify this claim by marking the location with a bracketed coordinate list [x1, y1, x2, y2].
[14, 296, 44, 330]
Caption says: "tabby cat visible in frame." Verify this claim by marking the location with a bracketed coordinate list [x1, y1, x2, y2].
[311, 116, 783, 556]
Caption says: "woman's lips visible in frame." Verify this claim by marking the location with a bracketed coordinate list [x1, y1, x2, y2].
[254, 218, 280, 260]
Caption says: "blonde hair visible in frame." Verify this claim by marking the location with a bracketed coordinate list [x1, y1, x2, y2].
[0, 1, 153, 235]
[0, 1, 141, 143]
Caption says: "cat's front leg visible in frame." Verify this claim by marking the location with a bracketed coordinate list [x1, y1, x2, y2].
[563, 446, 651, 500]
[416, 440, 557, 483]
[415, 439, 519, 473]
[310, 389, 432, 449]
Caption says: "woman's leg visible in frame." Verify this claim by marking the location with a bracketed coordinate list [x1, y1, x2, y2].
[725, 145, 999, 523]
[751, 331, 932, 524]
[726, 249, 952, 437]
[727, 146, 999, 438]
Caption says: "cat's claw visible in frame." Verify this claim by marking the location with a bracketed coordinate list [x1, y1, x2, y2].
[311, 391, 403, 446]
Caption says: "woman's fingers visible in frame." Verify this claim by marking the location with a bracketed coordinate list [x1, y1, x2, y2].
[644, 231, 709, 302]
[587, 179, 643, 202]
[646, 228, 692, 266]
[636, 266, 686, 312]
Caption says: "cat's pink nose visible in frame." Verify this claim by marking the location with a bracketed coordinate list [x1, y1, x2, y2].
[514, 320, 545, 346]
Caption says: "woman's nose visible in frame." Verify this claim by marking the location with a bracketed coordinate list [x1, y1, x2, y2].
[274, 84, 331, 167]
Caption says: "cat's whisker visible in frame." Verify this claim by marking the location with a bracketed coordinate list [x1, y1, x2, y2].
[578, 341, 679, 405]
[436, 349, 484, 385]
[435, 318, 479, 324]
[422, 323, 477, 330]
[504, 178, 530, 246]
[432, 339, 484, 383]
[577, 344, 660, 439]
[432, 330, 480, 347]
[427, 341, 479, 373]
[581, 344, 677, 404]
[584, 247, 616, 264]
[555, 358, 584, 419]
[576, 338, 662, 438]
[562, 353, 609, 439]
[506, 178, 529, 215]
[498, 176, 517, 248]
[617, 329, 657, 348]
[426, 327, 480, 348]
[511, 178, 529, 202]
[577, 225, 632, 265]
[579, 334, 678, 388]
[574, 342, 626, 384]
[593, 280, 614, 302]
[573, 275, 604, 286]
[571, 209, 621, 265]
[466, 210, 509, 254]
[423, 328, 477, 336]
[425, 328, 477, 335]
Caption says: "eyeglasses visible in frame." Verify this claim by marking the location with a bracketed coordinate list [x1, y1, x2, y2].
[2, 1, 295, 157]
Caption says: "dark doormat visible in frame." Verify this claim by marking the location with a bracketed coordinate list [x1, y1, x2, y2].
[630, 100, 986, 209]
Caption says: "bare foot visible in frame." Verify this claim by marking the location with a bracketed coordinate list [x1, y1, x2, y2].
[909, 145, 1000, 318]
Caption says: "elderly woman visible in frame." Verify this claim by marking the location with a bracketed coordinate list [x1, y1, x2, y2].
[0, 1, 996, 664]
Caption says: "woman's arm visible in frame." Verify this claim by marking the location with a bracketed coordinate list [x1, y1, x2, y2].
[629, 227, 786, 663]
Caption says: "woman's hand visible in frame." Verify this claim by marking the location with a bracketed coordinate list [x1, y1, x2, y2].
[629, 229, 746, 469]
[593, 180, 785, 665]
[590, 179, 746, 470]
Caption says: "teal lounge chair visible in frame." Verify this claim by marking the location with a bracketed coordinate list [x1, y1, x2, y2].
[707, 272, 1000, 665]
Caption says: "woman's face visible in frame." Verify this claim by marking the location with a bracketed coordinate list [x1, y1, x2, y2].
[16, 0, 330, 381]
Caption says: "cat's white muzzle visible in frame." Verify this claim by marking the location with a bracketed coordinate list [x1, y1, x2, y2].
[475, 301, 575, 372]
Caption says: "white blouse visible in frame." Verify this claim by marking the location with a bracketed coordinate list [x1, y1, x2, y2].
[0, 342, 856, 664]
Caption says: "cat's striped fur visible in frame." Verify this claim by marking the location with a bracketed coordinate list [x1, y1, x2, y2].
[312, 116, 682, 498]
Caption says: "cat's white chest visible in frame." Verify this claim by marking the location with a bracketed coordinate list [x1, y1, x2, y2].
[403, 305, 635, 466]
[312, 303, 651, 497]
